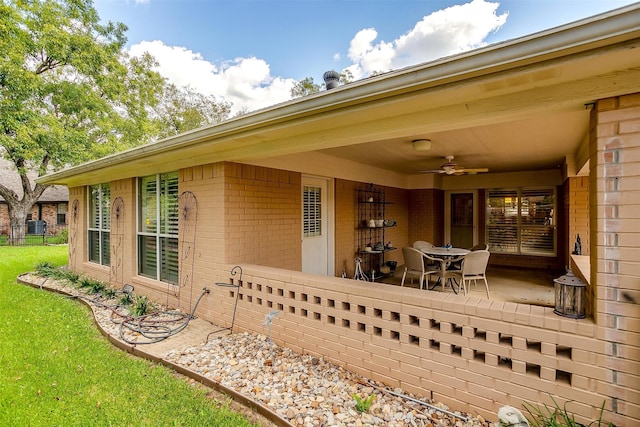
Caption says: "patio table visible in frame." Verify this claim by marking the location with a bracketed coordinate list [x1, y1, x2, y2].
[420, 247, 469, 293]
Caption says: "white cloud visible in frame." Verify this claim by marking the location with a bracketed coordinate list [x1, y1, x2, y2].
[127, 0, 507, 114]
[128, 40, 296, 114]
[347, 0, 507, 78]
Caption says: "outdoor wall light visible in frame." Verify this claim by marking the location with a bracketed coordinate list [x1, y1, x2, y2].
[412, 139, 432, 151]
[553, 269, 587, 319]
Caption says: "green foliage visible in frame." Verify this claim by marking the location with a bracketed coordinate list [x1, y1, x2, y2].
[1, 246, 260, 426]
[60, 268, 79, 284]
[523, 397, 615, 427]
[352, 393, 375, 413]
[153, 83, 231, 138]
[102, 287, 117, 299]
[47, 228, 68, 244]
[34, 260, 60, 277]
[119, 292, 133, 307]
[132, 294, 152, 316]
[78, 276, 95, 290]
[87, 280, 106, 295]
[0, 0, 159, 233]
[290, 76, 321, 98]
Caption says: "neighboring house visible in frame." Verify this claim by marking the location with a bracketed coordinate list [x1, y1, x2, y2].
[38, 5, 639, 425]
[0, 159, 69, 236]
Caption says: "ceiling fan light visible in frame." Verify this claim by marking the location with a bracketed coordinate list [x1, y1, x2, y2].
[412, 139, 432, 152]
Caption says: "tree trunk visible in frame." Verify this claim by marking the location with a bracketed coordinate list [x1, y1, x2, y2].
[8, 202, 34, 245]
[0, 158, 50, 245]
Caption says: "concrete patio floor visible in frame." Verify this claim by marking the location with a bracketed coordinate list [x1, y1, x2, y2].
[380, 265, 558, 307]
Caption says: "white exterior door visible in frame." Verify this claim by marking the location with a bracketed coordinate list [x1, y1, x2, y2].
[302, 176, 334, 275]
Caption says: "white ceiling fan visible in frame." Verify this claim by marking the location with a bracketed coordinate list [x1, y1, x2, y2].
[421, 155, 489, 175]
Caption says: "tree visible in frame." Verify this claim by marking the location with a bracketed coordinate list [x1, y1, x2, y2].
[152, 84, 231, 139]
[290, 77, 321, 98]
[289, 70, 354, 98]
[0, 0, 167, 241]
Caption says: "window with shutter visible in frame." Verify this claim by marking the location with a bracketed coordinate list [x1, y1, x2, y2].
[303, 185, 322, 237]
[486, 188, 556, 256]
[88, 184, 110, 265]
[137, 172, 179, 284]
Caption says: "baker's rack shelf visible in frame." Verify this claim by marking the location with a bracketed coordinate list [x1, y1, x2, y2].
[355, 184, 396, 280]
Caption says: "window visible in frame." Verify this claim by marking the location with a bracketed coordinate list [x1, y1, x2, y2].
[303, 185, 322, 237]
[138, 172, 179, 284]
[88, 184, 110, 265]
[57, 204, 67, 225]
[486, 188, 556, 256]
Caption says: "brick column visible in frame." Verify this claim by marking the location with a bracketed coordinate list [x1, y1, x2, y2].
[591, 93, 640, 422]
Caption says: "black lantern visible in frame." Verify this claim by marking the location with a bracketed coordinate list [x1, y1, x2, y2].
[553, 269, 586, 319]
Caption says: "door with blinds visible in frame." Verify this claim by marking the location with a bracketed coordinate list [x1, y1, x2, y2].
[301, 176, 333, 275]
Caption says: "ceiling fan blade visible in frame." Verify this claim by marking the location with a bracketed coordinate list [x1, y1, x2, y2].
[458, 167, 489, 174]
[419, 169, 446, 174]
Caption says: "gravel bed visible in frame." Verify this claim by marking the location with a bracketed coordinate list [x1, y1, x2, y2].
[21, 274, 493, 427]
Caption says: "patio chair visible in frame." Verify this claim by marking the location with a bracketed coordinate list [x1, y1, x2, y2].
[471, 243, 489, 251]
[401, 247, 440, 290]
[449, 243, 489, 271]
[412, 240, 439, 270]
[449, 250, 491, 298]
[412, 240, 434, 251]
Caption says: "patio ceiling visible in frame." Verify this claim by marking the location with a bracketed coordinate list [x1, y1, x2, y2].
[316, 108, 590, 175]
[38, 4, 640, 187]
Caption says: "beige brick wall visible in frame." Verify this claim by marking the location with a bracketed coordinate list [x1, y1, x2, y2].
[408, 188, 444, 246]
[109, 178, 136, 291]
[223, 163, 302, 271]
[567, 176, 590, 257]
[176, 163, 226, 314]
[591, 93, 640, 424]
[218, 264, 630, 425]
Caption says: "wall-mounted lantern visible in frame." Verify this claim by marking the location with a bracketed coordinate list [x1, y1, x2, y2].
[553, 269, 586, 319]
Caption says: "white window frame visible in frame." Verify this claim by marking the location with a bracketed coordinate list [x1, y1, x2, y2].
[137, 172, 179, 284]
[88, 184, 110, 266]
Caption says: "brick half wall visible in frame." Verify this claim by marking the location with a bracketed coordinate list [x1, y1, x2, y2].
[211, 264, 630, 425]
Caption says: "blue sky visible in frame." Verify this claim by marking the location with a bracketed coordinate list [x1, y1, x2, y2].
[94, 0, 638, 114]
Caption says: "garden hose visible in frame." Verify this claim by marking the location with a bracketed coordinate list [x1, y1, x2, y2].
[69, 287, 210, 345]
[118, 287, 210, 344]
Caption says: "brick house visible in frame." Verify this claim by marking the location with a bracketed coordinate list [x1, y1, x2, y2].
[39, 6, 639, 425]
[0, 159, 69, 236]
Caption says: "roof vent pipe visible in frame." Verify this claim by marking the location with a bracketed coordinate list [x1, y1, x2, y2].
[323, 70, 340, 89]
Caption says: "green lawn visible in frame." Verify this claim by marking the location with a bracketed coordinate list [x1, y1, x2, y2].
[0, 246, 262, 427]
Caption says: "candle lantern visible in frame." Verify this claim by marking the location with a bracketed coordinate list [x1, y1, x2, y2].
[553, 269, 586, 319]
